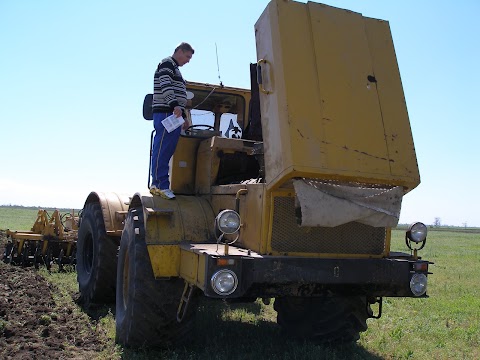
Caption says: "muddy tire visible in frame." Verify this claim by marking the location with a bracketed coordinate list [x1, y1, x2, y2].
[77, 202, 118, 305]
[115, 207, 196, 348]
[274, 295, 370, 343]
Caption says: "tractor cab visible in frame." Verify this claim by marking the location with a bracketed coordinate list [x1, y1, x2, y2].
[144, 81, 261, 195]
[185, 85, 245, 139]
[143, 81, 251, 140]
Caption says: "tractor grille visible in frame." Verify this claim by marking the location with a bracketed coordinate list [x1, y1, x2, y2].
[270, 197, 386, 255]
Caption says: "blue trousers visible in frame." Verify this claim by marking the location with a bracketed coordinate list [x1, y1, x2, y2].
[151, 112, 182, 190]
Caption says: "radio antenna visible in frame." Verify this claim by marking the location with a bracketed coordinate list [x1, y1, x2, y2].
[215, 43, 224, 88]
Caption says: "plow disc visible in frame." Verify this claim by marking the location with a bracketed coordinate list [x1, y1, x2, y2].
[3, 209, 78, 271]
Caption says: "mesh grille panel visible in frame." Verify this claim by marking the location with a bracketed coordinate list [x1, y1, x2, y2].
[270, 197, 386, 254]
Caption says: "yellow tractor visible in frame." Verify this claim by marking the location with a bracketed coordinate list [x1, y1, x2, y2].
[76, 0, 432, 347]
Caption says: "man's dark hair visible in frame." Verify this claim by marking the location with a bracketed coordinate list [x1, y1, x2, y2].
[175, 42, 195, 54]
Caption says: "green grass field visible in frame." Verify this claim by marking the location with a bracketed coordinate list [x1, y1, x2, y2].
[0, 206, 80, 231]
[2, 206, 479, 359]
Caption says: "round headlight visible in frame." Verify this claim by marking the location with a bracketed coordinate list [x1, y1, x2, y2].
[407, 222, 428, 243]
[410, 273, 427, 296]
[216, 210, 241, 234]
[211, 269, 238, 295]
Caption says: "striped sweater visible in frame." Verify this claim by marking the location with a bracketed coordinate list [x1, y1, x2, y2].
[152, 56, 187, 113]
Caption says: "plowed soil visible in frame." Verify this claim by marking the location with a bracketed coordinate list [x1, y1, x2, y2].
[0, 231, 114, 359]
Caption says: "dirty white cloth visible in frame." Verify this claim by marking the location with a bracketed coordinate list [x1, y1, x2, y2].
[293, 179, 403, 227]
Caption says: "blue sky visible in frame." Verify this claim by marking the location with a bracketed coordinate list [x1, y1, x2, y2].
[1, 0, 479, 227]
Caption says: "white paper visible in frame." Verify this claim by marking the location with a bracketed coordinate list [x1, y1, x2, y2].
[161, 114, 185, 133]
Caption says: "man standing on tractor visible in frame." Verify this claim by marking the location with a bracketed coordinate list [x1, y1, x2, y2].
[150, 42, 194, 199]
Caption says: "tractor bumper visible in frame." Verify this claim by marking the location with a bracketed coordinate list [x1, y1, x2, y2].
[178, 244, 431, 299]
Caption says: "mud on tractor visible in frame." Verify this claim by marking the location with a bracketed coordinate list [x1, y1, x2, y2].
[76, 0, 432, 348]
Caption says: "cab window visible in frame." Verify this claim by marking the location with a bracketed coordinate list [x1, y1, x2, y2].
[186, 89, 245, 139]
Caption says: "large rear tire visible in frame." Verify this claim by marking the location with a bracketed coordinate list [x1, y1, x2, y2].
[115, 207, 196, 348]
[274, 294, 370, 343]
[77, 202, 118, 305]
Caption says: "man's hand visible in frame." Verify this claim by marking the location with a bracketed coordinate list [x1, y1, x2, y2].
[173, 106, 182, 118]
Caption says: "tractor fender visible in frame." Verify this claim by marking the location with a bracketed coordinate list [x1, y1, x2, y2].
[129, 192, 216, 244]
[83, 191, 131, 237]
[128, 192, 216, 277]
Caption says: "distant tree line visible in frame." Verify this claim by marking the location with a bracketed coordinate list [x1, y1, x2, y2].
[0, 204, 81, 212]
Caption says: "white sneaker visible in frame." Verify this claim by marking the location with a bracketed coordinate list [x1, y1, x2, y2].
[150, 185, 175, 199]
[149, 185, 160, 196]
[158, 189, 176, 200]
